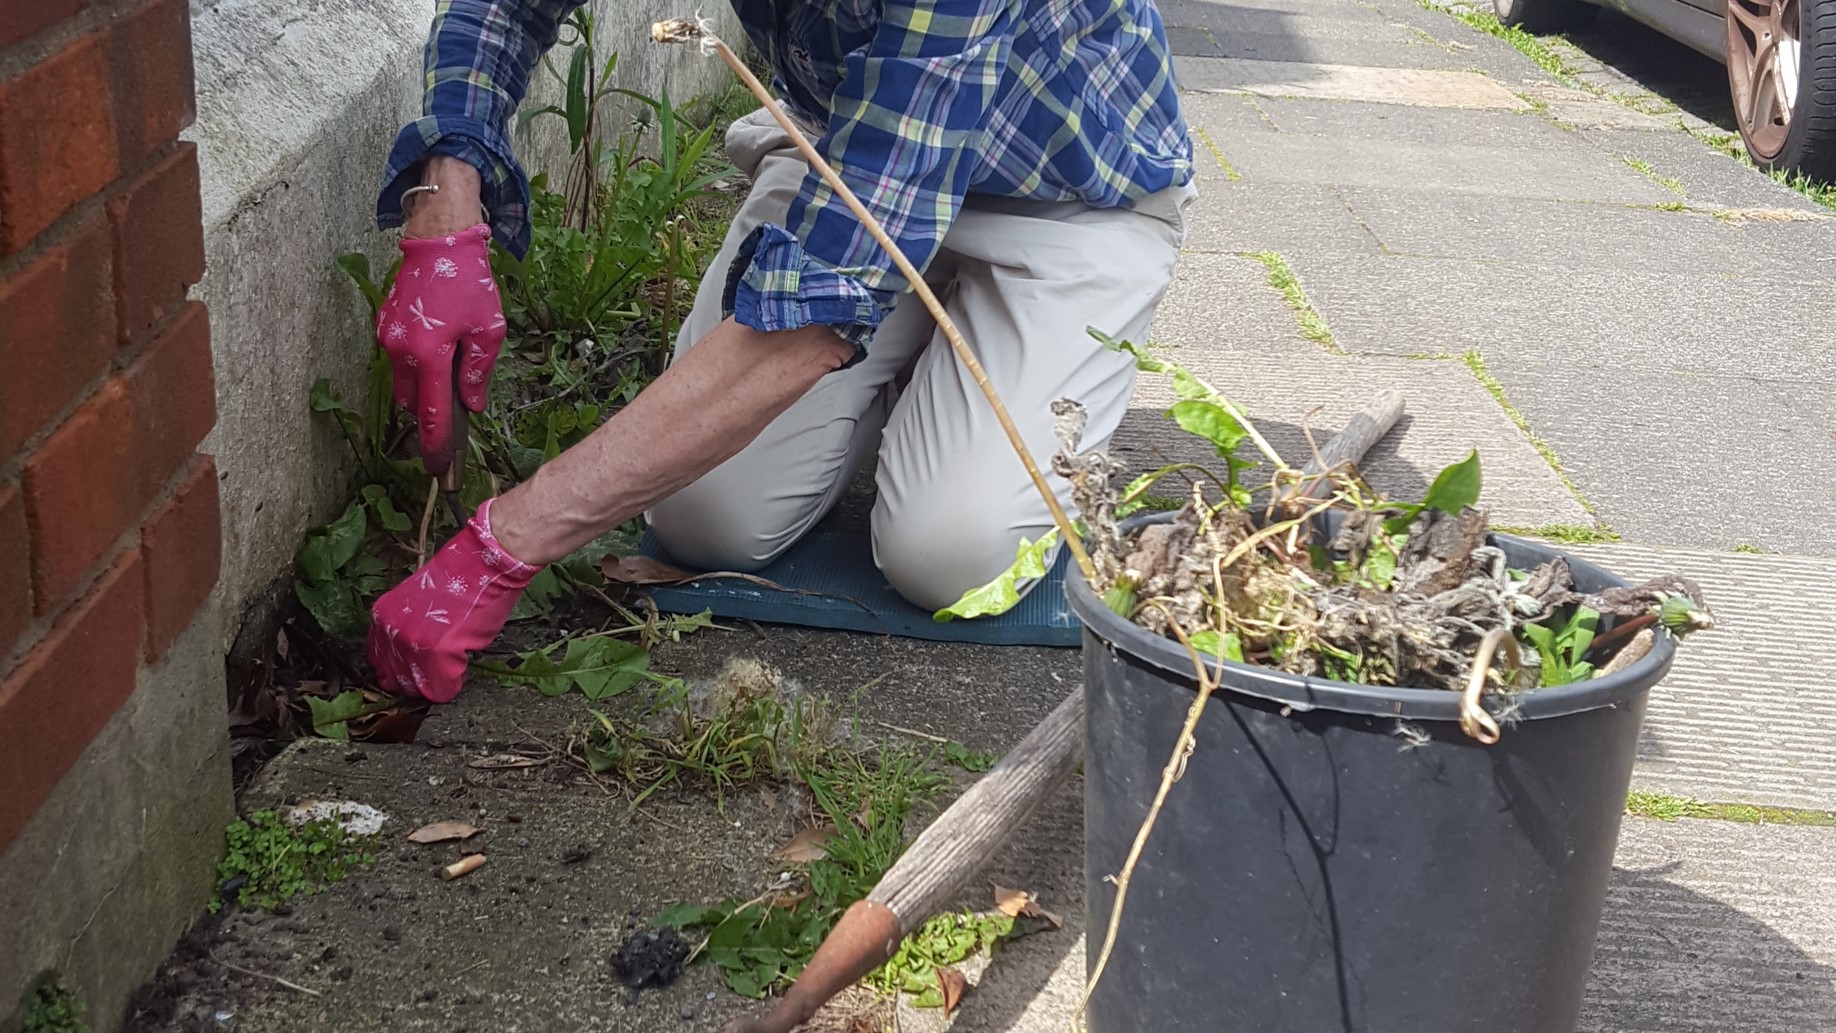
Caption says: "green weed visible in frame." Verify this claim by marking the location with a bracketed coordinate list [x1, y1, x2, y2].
[656, 739, 952, 998]
[1731, 542, 1763, 554]
[865, 911, 1019, 1002]
[1492, 523, 1620, 545]
[1246, 251, 1342, 353]
[1192, 126, 1241, 182]
[211, 810, 377, 913]
[1460, 350, 1599, 513]
[1425, 3, 1580, 80]
[22, 977, 88, 1033]
[1627, 791, 1836, 827]
[942, 742, 997, 773]
[1619, 155, 1686, 196]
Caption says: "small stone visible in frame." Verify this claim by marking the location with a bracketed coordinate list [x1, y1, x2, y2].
[382, 926, 402, 942]
[680, 1007, 695, 1020]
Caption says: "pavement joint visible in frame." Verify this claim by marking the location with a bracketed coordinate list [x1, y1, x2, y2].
[1190, 125, 1242, 181]
[1242, 250, 1344, 353]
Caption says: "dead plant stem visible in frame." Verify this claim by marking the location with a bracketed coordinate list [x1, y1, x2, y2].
[1075, 602, 1219, 1029]
[661, 23, 1094, 582]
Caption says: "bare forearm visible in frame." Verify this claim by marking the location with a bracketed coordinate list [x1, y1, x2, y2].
[490, 319, 854, 564]
[403, 157, 484, 239]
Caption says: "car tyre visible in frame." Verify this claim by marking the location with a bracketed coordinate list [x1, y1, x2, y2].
[1493, 0, 1599, 34]
[1727, 0, 1836, 180]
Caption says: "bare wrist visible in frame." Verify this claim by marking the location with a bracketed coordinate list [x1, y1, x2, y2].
[403, 156, 486, 239]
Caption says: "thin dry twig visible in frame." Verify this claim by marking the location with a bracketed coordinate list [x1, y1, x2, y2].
[214, 958, 323, 997]
[653, 17, 1094, 582]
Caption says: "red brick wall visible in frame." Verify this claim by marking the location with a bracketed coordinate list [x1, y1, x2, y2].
[0, 0, 219, 852]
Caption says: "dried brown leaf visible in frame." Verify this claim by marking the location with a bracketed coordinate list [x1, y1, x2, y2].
[406, 820, 479, 844]
[601, 555, 697, 585]
[936, 966, 967, 1015]
[772, 826, 836, 863]
[992, 883, 1031, 918]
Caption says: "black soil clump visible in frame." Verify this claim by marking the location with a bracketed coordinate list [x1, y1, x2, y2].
[610, 926, 691, 989]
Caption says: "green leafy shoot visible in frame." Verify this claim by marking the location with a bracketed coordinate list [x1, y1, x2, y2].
[865, 911, 1017, 1001]
[1188, 629, 1245, 663]
[1520, 604, 1600, 687]
[211, 810, 377, 913]
[1381, 449, 1482, 535]
[22, 977, 88, 1033]
[306, 691, 398, 740]
[942, 741, 997, 773]
[934, 530, 1058, 622]
[477, 636, 669, 700]
[292, 499, 392, 639]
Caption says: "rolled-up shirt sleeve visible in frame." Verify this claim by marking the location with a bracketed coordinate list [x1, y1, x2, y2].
[376, 0, 588, 258]
[725, 0, 1019, 350]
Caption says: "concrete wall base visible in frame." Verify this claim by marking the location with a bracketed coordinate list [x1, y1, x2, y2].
[1, 600, 234, 1032]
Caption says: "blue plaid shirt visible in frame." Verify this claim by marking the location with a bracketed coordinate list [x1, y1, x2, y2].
[378, 0, 1193, 349]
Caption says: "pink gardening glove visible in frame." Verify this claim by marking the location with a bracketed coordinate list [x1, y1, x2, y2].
[367, 499, 541, 703]
[375, 224, 507, 475]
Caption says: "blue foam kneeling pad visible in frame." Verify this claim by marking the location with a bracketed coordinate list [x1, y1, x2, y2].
[634, 524, 1081, 648]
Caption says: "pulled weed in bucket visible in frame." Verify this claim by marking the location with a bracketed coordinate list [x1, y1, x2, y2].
[946, 330, 1716, 712]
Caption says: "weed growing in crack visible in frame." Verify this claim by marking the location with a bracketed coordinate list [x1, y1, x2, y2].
[1421, 1, 1580, 80]
[1619, 155, 1686, 195]
[1246, 251, 1342, 353]
[1627, 791, 1836, 827]
[646, 670, 956, 999]
[1459, 350, 1598, 513]
[211, 810, 378, 913]
[1192, 125, 1241, 182]
[1492, 523, 1620, 545]
[22, 977, 88, 1033]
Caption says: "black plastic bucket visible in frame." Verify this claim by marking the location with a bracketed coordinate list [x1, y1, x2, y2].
[1067, 528, 1674, 1033]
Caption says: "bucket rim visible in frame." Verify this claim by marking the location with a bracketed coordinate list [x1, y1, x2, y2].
[1064, 517, 1676, 722]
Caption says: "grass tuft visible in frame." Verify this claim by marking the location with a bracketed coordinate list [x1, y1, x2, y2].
[1246, 251, 1342, 353]
[1619, 155, 1686, 196]
[1628, 790, 1836, 827]
[1460, 350, 1600, 514]
[1192, 125, 1241, 182]
[1492, 523, 1620, 545]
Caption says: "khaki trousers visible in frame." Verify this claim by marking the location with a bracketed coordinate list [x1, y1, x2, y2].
[647, 109, 1194, 610]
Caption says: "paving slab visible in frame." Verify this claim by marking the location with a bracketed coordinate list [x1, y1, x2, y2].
[951, 812, 1836, 1033]
[1138, 253, 1592, 527]
[1293, 252, 1836, 380]
[1176, 55, 1533, 109]
[1247, 94, 1580, 149]
[1217, 129, 1684, 206]
[1333, 187, 1834, 283]
[1561, 543, 1836, 808]
[1492, 365, 1836, 556]
[1180, 180, 1384, 257]
[1577, 126, 1833, 213]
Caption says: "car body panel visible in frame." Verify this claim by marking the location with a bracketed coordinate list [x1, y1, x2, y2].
[1586, 0, 1729, 62]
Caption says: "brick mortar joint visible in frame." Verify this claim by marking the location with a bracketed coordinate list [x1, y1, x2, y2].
[0, 0, 182, 84]
[0, 135, 196, 280]
[1, 295, 209, 479]
[9, 446, 215, 674]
